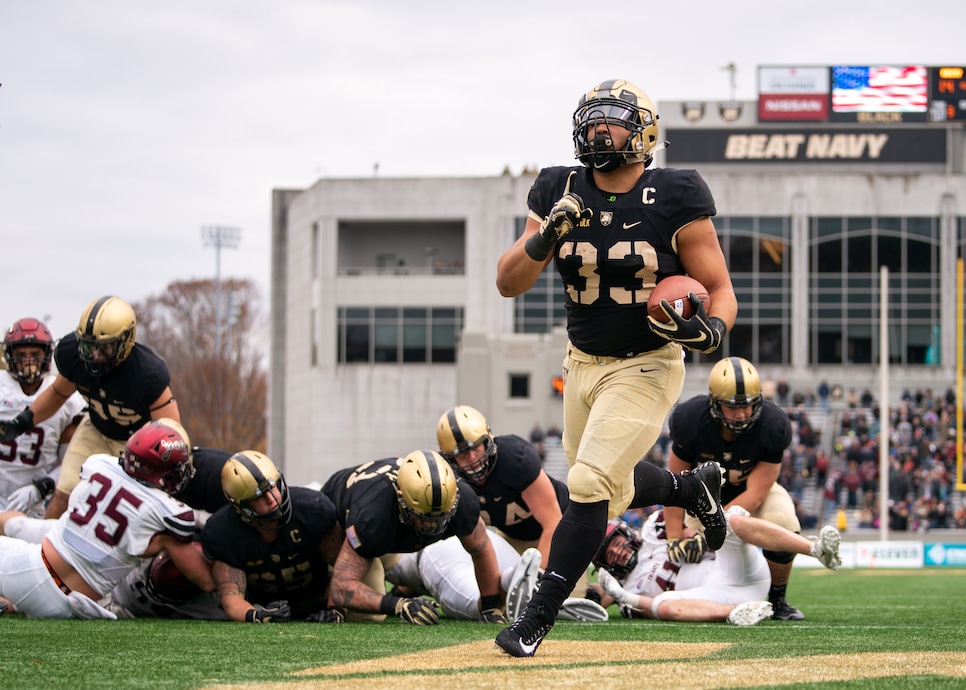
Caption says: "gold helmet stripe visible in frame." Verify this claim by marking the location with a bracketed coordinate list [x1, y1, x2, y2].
[82, 296, 113, 337]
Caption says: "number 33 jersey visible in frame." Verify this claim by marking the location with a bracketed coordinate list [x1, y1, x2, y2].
[529, 165, 716, 358]
[45, 453, 196, 595]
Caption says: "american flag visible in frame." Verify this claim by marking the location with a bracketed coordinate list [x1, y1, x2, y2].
[832, 65, 928, 112]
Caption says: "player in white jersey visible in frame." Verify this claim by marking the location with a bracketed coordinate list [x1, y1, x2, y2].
[0, 318, 84, 516]
[385, 530, 608, 623]
[591, 506, 842, 625]
[0, 419, 214, 618]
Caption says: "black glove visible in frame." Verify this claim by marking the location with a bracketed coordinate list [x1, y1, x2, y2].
[646, 293, 725, 354]
[667, 534, 708, 564]
[245, 600, 291, 623]
[481, 607, 508, 624]
[524, 171, 593, 261]
[0, 408, 34, 442]
[395, 597, 440, 625]
[305, 607, 346, 623]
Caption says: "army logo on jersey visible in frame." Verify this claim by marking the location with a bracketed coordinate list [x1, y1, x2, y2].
[600, 211, 613, 227]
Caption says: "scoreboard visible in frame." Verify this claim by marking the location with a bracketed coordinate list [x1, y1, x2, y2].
[931, 66, 966, 122]
[758, 65, 966, 123]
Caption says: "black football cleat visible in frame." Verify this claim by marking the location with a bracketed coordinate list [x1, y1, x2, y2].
[685, 462, 727, 550]
[495, 603, 554, 657]
[770, 597, 805, 621]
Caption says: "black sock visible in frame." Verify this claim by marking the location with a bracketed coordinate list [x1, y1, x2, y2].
[769, 584, 787, 601]
[530, 499, 608, 618]
[628, 461, 690, 510]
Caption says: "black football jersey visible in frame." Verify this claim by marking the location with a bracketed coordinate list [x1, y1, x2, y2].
[668, 395, 792, 504]
[529, 165, 717, 357]
[54, 332, 172, 440]
[475, 434, 568, 541]
[174, 447, 231, 513]
[200, 486, 338, 617]
[322, 458, 481, 559]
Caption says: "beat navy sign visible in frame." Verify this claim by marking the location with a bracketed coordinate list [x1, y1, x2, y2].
[665, 128, 947, 163]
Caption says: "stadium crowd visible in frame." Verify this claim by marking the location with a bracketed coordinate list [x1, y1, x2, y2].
[768, 385, 964, 532]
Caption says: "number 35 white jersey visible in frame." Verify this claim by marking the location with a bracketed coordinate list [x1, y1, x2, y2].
[45, 454, 196, 596]
[0, 374, 85, 499]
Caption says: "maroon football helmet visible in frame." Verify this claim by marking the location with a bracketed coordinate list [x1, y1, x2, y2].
[592, 518, 643, 579]
[3, 318, 54, 386]
[121, 419, 195, 495]
[146, 543, 204, 605]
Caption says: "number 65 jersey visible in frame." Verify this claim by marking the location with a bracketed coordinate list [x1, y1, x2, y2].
[44, 454, 196, 596]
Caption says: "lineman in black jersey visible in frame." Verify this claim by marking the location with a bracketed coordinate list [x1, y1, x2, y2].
[495, 79, 737, 657]
[201, 451, 344, 623]
[0, 297, 180, 520]
[173, 447, 232, 515]
[322, 451, 504, 624]
[436, 406, 568, 564]
[664, 357, 805, 621]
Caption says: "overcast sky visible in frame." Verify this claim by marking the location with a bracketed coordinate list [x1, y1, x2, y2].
[1, 0, 962, 338]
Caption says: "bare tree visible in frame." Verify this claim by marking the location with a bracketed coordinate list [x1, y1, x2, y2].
[134, 278, 267, 452]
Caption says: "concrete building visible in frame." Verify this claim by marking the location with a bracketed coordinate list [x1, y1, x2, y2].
[270, 95, 966, 486]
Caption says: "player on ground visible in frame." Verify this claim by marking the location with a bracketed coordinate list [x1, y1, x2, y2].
[0, 318, 84, 516]
[592, 507, 841, 624]
[494, 78, 737, 657]
[385, 531, 607, 622]
[200, 451, 345, 623]
[106, 543, 227, 620]
[0, 418, 213, 618]
[322, 450, 504, 624]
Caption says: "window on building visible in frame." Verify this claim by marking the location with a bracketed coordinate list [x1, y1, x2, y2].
[509, 373, 530, 399]
[337, 306, 464, 364]
[809, 216, 940, 366]
[717, 216, 791, 364]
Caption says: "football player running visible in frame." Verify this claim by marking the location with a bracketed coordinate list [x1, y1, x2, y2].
[663, 357, 806, 620]
[0, 297, 181, 520]
[200, 451, 345, 623]
[0, 318, 85, 517]
[592, 508, 841, 625]
[322, 450, 504, 624]
[0, 419, 214, 618]
[494, 79, 737, 657]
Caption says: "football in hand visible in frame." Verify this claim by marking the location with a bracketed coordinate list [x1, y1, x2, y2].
[647, 275, 710, 323]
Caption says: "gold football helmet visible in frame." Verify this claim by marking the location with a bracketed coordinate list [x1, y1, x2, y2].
[395, 449, 459, 537]
[708, 356, 763, 434]
[435, 405, 497, 485]
[76, 296, 137, 375]
[572, 79, 660, 172]
[221, 450, 292, 528]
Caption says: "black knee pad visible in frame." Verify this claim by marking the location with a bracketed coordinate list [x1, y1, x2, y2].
[762, 549, 796, 564]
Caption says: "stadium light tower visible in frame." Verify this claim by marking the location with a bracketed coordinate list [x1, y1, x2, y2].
[201, 225, 242, 354]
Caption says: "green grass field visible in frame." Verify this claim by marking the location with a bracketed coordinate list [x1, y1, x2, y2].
[3, 568, 965, 690]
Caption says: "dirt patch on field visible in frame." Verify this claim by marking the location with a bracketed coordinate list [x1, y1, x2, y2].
[208, 644, 966, 689]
